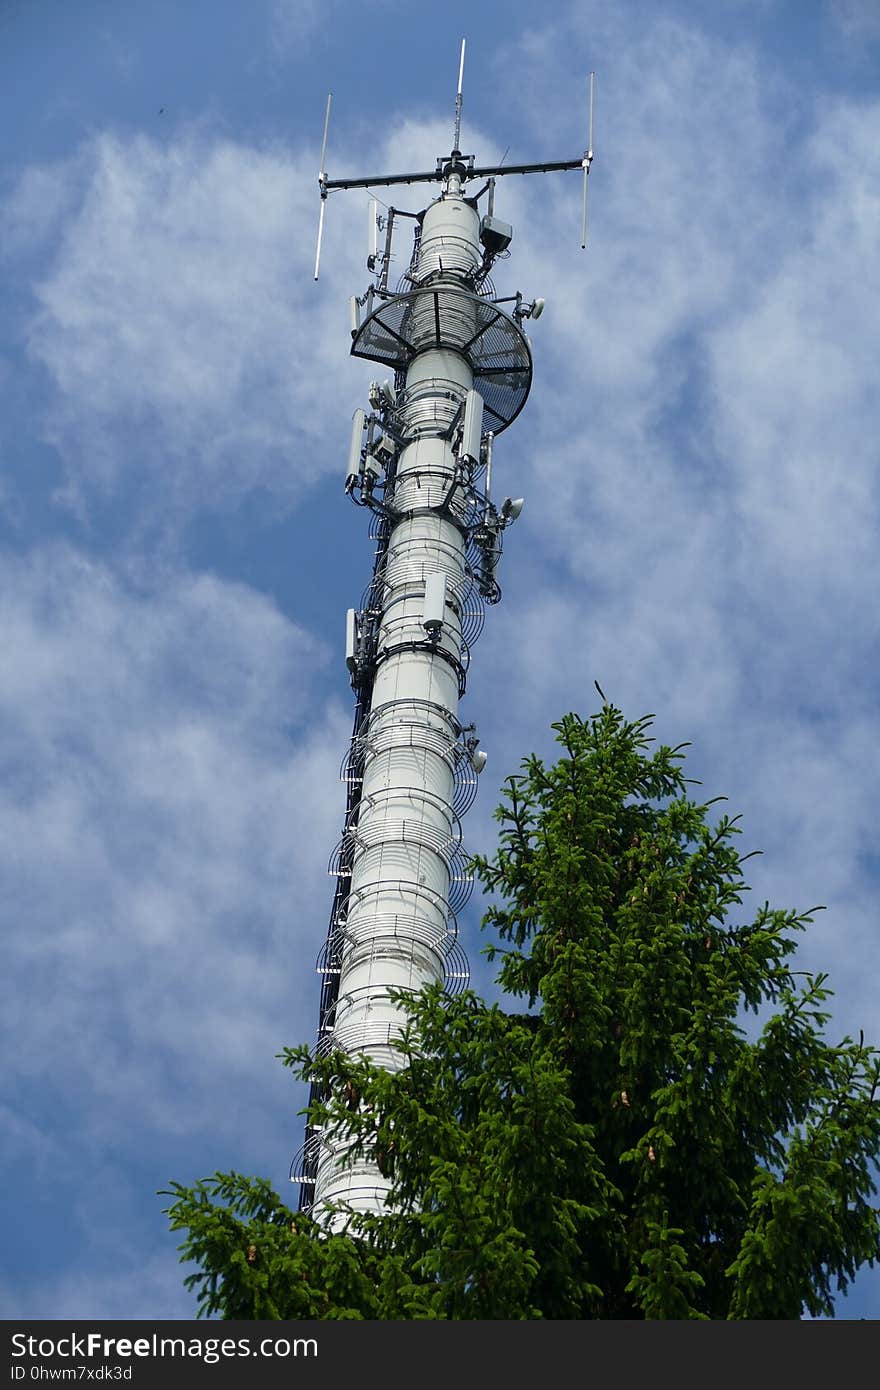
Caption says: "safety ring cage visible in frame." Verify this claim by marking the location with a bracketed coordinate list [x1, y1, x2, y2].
[297, 280, 519, 1210]
[367, 483, 497, 558]
[373, 559, 487, 649]
[340, 740, 479, 819]
[340, 698, 481, 818]
[316, 912, 469, 993]
[384, 465, 489, 532]
[351, 284, 532, 437]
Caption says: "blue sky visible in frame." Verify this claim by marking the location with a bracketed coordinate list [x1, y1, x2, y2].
[1, 0, 879, 1319]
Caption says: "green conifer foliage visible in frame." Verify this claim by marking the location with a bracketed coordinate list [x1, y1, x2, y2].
[164, 706, 880, 1318]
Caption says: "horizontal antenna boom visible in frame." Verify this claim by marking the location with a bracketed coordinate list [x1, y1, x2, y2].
[323, 155, 585, 194]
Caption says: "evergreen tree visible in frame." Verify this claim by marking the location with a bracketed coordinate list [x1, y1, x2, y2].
[164, 705, 880, 1318]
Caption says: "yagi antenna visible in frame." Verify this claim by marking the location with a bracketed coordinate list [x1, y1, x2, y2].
[314, 92, 332, 281]
[453, 37, 466, 153]
[581, 72, 595, 250]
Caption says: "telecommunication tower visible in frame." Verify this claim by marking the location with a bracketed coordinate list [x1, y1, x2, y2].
[291, 43, 595, 1219]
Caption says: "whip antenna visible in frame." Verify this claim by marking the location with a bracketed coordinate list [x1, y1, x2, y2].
[314, 92, 332, 281]
[453, 38, 466, 152]
[581, 71, 595, 250]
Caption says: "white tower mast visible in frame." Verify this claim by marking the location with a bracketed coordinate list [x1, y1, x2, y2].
[293, 47, 595, 1220]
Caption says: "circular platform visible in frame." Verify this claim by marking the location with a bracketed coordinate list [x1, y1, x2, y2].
[351, 285, 533, 435]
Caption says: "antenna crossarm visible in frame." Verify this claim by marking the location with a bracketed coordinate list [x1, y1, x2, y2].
[323, 153, 588, 194]
[469, 156, 584, 179]
[323, 170, 443, 193]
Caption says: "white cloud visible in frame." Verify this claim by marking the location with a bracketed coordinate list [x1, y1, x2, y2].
[460, 10, 880, 1063]
[3, 0, 879, 1320]
[268, 0, 327, 55]
[99, 28, 137, 80]
[0, 110, 516, 536]
[0, 1252, 195, 1320]
[1, 112, 507, 530]
[0, 155, 88, 259]
[0, 544, 348, 1156]
[828, 0, 880, 40]
[2, 129, 371, 519]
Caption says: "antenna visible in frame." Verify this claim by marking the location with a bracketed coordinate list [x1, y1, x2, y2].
[378, 207, 395, 292]
[296, 45, 599, 1221]
[453, 38, 466, 153]
[314, 92, 332, 282]
[581, 72, 595, 250]
[315, 68, 598, 244]
[369, 197, 378, 264]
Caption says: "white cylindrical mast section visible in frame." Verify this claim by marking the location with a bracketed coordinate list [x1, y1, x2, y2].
[314, 179, 483, 1216]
